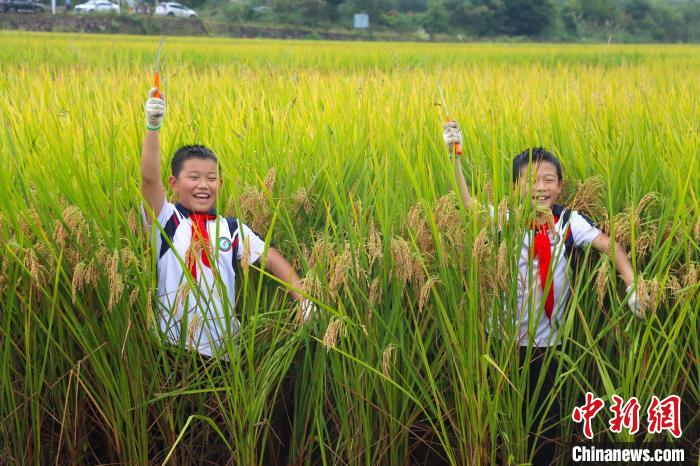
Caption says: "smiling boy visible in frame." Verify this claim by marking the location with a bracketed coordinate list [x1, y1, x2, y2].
[140, 87, 312, 357]
[443, 122, 645, 465]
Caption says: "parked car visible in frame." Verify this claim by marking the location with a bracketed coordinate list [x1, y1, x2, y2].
[74, 0, 118, 13]
[154, 2, 196, 18]
[0, 0, 45, 13]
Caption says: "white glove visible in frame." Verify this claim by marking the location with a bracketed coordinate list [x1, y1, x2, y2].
[443, 121, 462, 151]
[626, 283, 645, 320]
[299, 298, 318, 323]
[145, 87, 165, 130]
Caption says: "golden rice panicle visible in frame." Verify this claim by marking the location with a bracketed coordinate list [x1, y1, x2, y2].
[263, 167, 276, 193]
[84, 259, 99, 287]
[633, 224, 657, 260]
[71, 260, 87, 304]
[535, 205, 555, 228]
[568, 176, 606, 221]
[435, 192, 462, 248]
[368, 276, 381, 309]
[636, 276, 649, 317]
[292, 186, 313, 215]
[418, 275, 440, 313]
[496, 240, 509, 292]
[407, 203, 434, 257]
[682, 262, 698, 290]
[647, 277, 660, 315]
[187, 314, 203, 350]
[666, 274, 681, 297]
[239, 186, 269, 235]
[128, 287, 139, 307]
[635, 192, 659, 217]
[127, 209, 139, 237]
[329, 242, 351, 296]
[53, 220, 68, 250]
[381, 344, 397, 377]
[693, 216, 700, 244]
[61, 205, 87, 244]
[596, 258, 610, 308]
[241, 236, 251, 275]
[25, 248, 47, 289]
[365, 221, 383, 271]
[390, 237, 413, 285]
[121, 247, 137, 270]
[108, 276, 124, 313]
[497, 196, 509, 228]
[322, 317, 344, 351]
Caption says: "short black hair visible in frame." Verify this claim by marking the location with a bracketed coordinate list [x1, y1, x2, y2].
[512, 147, 563, 183]
[171, 145, 219, 178]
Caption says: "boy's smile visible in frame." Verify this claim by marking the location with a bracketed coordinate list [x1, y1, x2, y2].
[517, 161, 563, 209]
[169, 158, 220, 213]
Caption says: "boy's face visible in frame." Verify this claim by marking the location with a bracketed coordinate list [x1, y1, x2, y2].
[516, 161, 562, 209]
[169, 158, 220, 213]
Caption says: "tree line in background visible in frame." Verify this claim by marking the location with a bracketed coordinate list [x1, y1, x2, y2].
[214, 0, 700, 42]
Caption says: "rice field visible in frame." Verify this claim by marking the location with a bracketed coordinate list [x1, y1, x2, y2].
[0, 31, 698, 465]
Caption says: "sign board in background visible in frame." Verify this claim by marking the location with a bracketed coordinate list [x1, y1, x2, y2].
[354, 13, 369, 29]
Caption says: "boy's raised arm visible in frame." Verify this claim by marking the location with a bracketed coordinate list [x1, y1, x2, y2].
[141, 87, 166, 221]
[444, 122, 477, 211]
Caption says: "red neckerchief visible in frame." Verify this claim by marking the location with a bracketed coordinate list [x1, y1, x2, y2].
[188, 212, 217, 280]
[532, 215, 559, 321]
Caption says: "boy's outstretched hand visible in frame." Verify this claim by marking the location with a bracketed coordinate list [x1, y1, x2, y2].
[443, 121, 462, 154]
[145, 87, 165, 130]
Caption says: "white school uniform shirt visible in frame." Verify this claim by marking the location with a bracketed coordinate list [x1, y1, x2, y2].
[492, 204, 602, 347]
[142, 199, 266, 357]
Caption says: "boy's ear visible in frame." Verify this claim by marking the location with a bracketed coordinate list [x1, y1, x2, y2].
[168, 175, 177, 190]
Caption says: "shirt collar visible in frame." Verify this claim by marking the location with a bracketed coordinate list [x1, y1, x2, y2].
[175, 203, 217, 218]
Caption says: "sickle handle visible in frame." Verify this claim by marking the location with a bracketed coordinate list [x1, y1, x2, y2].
[154, 72, 161, 99]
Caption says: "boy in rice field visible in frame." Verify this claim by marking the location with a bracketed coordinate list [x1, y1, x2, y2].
[140, 87, 315, 357]
[442, 122, 646, 465]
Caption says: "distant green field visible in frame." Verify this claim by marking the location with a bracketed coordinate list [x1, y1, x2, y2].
[1, 31, 697, 465]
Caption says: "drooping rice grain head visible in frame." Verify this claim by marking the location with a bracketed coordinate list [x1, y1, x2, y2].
[292, 186, 313, 215]
[95, 246, 111, 272]
[635, 192, 659, 217]
[62, 205, 87, 244]
[636, 276, 649, 317]
[146, 292, 155, 329]
[329, 242, 351, 296]
[71, 260, 86, 304]
[407, 203, 435, 259]
[24, 248, 46, 290]
[175, 283, 191, 313]
[53, 220, 68, 249]
[365, 221, 383, 271]
[382, 344, 397, 377]
[535, 205, 555, 229]
[107, 250, 120, 286]
[263, 167, 276, 193]
[694, 216, 700, 244]
[187, 314, 203, 350]
[302, 269, 322, 300]
[435, 192, 463, 249]
[568, 176, 606, 221]
[390, 237, 413, 285]
[85, 259, 99, 287]
[322, 317, 343, 351]
[497, 241, 509, 293]
[611, 208, 634, 251]
[29, 209, 43, 236]
[108, 275, 124, 313]
[634, 224, 657, 259]
[647, 278, 660, 315]
[367, 277, 380, 317]
[418, 275, 440, 313]
[127, 210, 139, 237]
[682, 262, 698, 290]
[666, 274, 682, 297]
[310, 237, 330, 269]
[239, 186, 270, 234]
[596, 258, 610, 308]
[241, 236, 251, 276]
[121, 247, 137, 270]
[128, 287, 139, 307]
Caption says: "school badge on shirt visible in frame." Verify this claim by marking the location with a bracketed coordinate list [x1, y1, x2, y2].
[218, 237, 232, 252]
